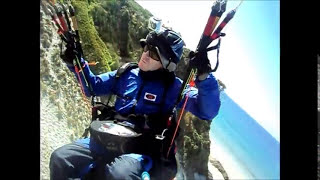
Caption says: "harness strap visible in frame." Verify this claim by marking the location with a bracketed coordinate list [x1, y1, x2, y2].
[206, 36, 223, 72]
[106, 62, 138, 106]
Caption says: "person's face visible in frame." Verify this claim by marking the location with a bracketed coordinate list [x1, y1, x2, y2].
[138, 45, 163, 71]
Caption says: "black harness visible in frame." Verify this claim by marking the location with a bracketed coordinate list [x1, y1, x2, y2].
[85, 62, 179, 159]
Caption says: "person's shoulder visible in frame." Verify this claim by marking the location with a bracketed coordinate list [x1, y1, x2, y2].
[174, 76, 183, 84]
[116, 62, 139, 77]
[130, 67, 140, 75]
[171, 76, 182, 91]
[208, 72, 218, 82]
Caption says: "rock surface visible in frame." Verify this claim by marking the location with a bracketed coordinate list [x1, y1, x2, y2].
[40, 6, 92, 179]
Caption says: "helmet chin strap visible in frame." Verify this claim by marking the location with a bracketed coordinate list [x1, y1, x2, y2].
[165, 61, 176, 72]
[157, 47, 177, 72]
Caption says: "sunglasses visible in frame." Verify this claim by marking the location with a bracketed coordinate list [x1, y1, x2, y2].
[143, 44, 161, 61]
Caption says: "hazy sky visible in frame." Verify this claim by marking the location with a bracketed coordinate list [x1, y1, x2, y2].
[136, 0, 280, 141]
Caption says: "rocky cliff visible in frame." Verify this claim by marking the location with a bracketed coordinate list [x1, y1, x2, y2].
[40, 5, 92, 178]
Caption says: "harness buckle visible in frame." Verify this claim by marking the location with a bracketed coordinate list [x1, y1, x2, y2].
[155, 129, 168, 140]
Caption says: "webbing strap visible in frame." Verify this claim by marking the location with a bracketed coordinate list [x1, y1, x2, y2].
[105, 62, 138, 106]
[206, 37, 222, 72]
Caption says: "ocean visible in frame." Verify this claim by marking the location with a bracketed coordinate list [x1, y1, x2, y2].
[210, 91, 280, 179]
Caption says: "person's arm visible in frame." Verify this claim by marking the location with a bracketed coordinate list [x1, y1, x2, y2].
[67, 58, 117, 97]
[178, 72, 221, 121]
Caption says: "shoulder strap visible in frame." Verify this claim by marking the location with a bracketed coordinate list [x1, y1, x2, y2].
[106, 62, 139, 105]
[85, 62, 139, 138]
[116, 62, 139, 78]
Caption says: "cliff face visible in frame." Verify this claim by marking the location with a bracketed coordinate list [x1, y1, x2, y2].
[88, 0, 152, 64]
[40, 5, 92, 179]
[40, 0, 226, 179]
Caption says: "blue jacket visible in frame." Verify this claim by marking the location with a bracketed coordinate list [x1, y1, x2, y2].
[70, 59, 220, 121]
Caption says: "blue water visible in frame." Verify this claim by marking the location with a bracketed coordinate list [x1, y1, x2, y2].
[210, 91, 280, 179]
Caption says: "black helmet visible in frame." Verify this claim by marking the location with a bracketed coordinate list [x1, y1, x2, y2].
[140, 29, 185, 72]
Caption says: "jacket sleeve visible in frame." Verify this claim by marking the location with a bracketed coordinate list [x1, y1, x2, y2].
[67, 58, 117, 97]
[178, 72, 221, 121]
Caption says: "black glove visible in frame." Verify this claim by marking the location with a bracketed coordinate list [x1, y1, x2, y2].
[60, 43, 78, 65]
[60, 31, 82, 66]
[189, 50, 212, 76]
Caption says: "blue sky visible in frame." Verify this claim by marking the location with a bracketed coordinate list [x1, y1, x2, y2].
[136, 0, 280, 141]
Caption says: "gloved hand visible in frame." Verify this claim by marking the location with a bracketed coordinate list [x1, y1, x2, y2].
[60, 30, 82, 65]
[60, 43, 78, 65]
[188, 50, 211, 79]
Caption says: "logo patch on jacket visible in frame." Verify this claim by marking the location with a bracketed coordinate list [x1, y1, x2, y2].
[144, 92, 157, 102]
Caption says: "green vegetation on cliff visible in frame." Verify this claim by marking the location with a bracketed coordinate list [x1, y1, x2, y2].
[176, 111, 212, 178]
[71, 0, 114, 73]
[68, 0, 153, 72]
[88, 0, 152, 63]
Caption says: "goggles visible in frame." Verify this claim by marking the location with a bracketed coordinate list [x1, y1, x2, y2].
[143, 44, 161, 61]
